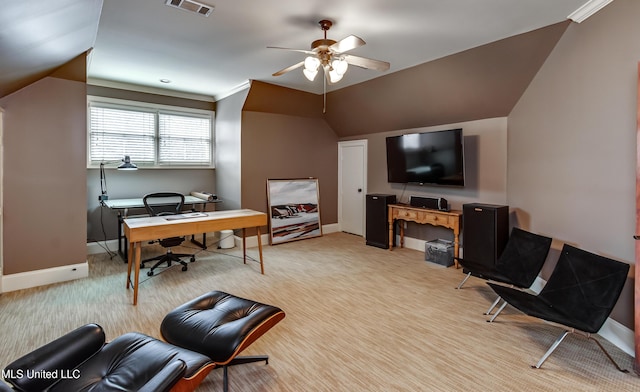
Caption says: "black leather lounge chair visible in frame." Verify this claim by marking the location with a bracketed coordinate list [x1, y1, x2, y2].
[2, 292, 286, 392]
[455, 227, 552, 316]
[487, 244, 630, 371]
[1, 323, 213, 392]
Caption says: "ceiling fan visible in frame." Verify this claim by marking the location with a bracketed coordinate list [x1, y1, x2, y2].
[269, 19, 390, 85]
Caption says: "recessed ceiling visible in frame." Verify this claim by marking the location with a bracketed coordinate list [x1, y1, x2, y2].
[0, 0, 606, 100]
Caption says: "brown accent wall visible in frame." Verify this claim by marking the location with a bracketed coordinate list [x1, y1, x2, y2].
[240, 111, 338, 226]
[244, 80, 324, 118]
[241, 82, 339, 230]
[0, 77, 87, 274]
[325, 21, 569, 138]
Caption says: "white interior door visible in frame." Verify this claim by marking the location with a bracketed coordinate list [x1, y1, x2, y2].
[338, 140, 367, 236]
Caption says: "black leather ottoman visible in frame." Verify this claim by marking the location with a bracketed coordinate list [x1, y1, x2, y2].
[161, 291, 285, 392]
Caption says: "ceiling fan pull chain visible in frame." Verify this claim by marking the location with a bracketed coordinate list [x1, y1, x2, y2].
[323, 73, 327, 113]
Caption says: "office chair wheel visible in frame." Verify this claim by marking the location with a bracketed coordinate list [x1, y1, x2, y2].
[181, 265, 188, 272]
[147, 270, 154, 276]
[190, 256, 195, 262]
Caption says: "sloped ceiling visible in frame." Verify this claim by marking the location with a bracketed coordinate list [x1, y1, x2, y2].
[0, 0, 102, 98]
[1, 0, 591, 100]
[324, 22, 571, 137]
[243, 22, 570, 137]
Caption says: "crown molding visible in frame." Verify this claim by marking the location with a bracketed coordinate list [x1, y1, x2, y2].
[568, 0, 614, 23]
[87, 78, 216, 102]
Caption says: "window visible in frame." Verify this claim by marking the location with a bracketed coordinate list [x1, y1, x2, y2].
[88, 97, 214, 168]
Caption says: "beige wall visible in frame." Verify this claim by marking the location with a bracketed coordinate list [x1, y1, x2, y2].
[0, 77, 87, 274]
[508, 0, 638, 328]
[342, 117, 508, 241]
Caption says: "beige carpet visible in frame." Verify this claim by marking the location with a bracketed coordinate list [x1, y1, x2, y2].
[0, 232, 638, 391]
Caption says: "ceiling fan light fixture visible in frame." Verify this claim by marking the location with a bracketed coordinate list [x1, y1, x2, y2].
[331, 58, 348, 75]
[303, 68, 318, 81]
[328, 69, 344, 83]
[304, 56, 320, 71]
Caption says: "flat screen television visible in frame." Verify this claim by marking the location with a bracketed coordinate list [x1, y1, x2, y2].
[386, 128, 465, 186]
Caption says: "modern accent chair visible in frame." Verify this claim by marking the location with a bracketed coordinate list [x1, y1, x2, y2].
[141, 192, 195, 276]
[1, 323, 213, 392]
[487, 244, 630, 372]
[455, 227, 552, 315]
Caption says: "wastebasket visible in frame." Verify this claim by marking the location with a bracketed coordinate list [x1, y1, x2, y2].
[219, 230, 235, 249]
[425, 239, 454, 267]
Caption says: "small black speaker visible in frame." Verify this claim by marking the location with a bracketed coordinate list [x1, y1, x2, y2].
[462, 203, 509, 268]
[366, 194, 397, 249]
[410, 196, 449, 211]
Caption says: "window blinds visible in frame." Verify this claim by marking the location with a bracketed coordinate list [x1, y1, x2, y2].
[89, 102, 213, 167]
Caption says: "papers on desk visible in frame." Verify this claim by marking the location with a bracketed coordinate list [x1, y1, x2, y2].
[164, 212, 208, 221]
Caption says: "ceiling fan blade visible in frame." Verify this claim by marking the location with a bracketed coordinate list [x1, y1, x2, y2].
[273, 61, 304, 77]
[329, 35, 366, 53]
[267, 46, 316, 55]
[343, 54, 390, 72]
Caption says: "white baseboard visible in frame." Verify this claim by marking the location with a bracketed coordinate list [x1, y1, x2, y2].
[1, 262, 89, 293]
[87, 239, 120, 255]
[600, 317, 635, 357]
[399, 234, 635, 358]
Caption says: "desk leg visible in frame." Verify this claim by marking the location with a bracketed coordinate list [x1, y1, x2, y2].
[242, 228, 247, 264]
[257, 226, 264, 274]
[126, 241, 133, 289]
[190, 233, 208, 249]
[133, 242, 141, 306]
[388, 219, 394, 251]
[399, 222, 405, 248]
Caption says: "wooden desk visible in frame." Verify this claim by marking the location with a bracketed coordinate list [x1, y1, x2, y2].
[104, 196, 221, 261]
[124, 209, 267, 305]
[388, 204, 462, 268]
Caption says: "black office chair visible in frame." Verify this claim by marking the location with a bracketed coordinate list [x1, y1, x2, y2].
[487, 244, 630, 371]
[141, 192, 195, 276]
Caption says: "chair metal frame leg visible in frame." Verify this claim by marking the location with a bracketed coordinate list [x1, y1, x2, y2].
[456, 272, 471, 289]
[487, 301, 508, 323]
[532, 329, 629, 373]
[221, 355, 270, 392]
[484, 296, 502, 315]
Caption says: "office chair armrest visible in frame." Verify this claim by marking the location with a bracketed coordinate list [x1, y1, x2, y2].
[138, 359, 186, 392]
[3, 324, 105, 392]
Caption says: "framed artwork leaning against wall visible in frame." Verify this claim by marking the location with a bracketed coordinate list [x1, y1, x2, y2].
[267, 178, 322, 245]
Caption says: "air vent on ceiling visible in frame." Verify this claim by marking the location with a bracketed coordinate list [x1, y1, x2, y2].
[165, 0, 214, 17]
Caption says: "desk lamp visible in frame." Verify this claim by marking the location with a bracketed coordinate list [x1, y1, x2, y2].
[99, 155, 137, 202]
